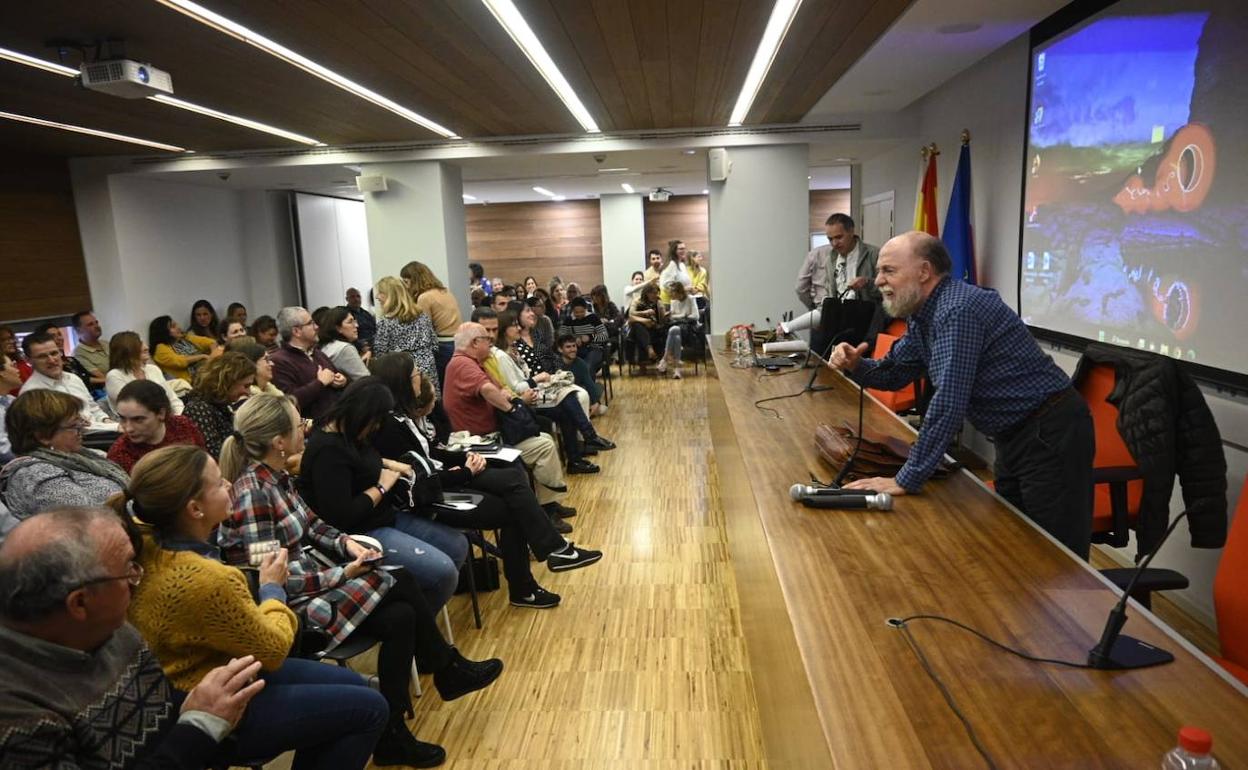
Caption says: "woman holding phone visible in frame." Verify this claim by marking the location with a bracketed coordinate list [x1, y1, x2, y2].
[217, 394, 503, 767]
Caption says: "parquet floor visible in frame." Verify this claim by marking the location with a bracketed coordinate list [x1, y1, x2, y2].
[404, 362, 767, 769]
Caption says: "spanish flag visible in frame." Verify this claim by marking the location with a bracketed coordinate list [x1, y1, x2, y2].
[913, 145, 940, 237]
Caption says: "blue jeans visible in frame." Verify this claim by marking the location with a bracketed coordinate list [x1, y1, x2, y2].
[225, 657, 388, 770]
[368, 512, 467, 611]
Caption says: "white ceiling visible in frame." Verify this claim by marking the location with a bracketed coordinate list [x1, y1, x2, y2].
[136, 0, 1066, 203]
[806, 0, 1067, 117]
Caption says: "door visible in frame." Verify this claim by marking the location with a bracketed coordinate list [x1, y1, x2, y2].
[861, 192, 895, 247]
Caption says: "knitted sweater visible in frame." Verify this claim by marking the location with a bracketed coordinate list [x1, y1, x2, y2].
[0, 622, 220, 768]
[127, 535, 297, 690]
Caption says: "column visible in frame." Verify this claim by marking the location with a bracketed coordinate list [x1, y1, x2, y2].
[361, 160, 470, 314]
[707, 144, 809, 335]
[598, 193, 645, 305]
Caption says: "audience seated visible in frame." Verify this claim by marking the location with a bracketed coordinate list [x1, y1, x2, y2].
[0, 326, 31, 391]
[557, 334, 604, 415]
[107, 380, 206, 473]
[518, 298, 560, 374]
[372, 277, 440, 393]
[188, 300, 220, 340]
[490, 286, 516, 315]
[627, 283, 667, 370]
[19, 332, 118, 440]
[401, 260, 463, 388]
[557, 297, 610, 376]
[0, 507, 271, 768]
[370, 353, 601, 606]
[225, 302, 247, 326]
[548, 282, 567, 318]
[270, 306, 346, 421]
[149, 315, 218, 383]
[660, 282, 700, 380]
[0, 391, 128, 527]
[0, 350, 21, 464]
[114, 446, 395, 769]
[217, 318, 247, 346]
[250, 315, 280, 351]
[229, 340, 283, 397]
[344, 288, 376, 353]
[183, 353, 255, 458]
[622, 269, 652, 315]
[31, 323, 97, 395]
[494, 308, 612, 475]
[589, 284, 623, 339]
[469, 262, 491, 297]
[443, 322, 573, 519]
[71, 311, 108, 389]
[317, 306, 371, 382]
[523, 276, 539, 297]
[215, 396, 502, 766]
[106, 330, 186, 416]
[297, 380, 467, 613]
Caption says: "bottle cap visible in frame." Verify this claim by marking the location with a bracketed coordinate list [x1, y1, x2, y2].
[1178, 726, 1212, 754]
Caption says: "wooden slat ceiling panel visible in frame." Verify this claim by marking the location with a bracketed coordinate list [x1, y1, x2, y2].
[0, 0, 907, 158]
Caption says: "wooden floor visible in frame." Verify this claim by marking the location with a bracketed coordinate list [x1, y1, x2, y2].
[329, 361, 763, 769]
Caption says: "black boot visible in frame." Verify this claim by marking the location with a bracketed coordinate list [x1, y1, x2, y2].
[433, 646, 504, 701]
[372, 715, 446, 768]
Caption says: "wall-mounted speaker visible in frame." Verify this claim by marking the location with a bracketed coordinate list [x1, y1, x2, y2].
[355, 175, 388, 193]
[708, 148, 731, 182]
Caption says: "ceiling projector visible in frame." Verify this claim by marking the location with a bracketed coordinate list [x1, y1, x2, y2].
[80, 59, 173, 98]
[648, 188, 671, 202]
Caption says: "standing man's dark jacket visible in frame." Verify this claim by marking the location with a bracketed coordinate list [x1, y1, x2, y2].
[1072, 343, 1227, 555]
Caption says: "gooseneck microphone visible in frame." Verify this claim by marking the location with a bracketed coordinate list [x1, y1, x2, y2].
[1086, 511, 1186, 670]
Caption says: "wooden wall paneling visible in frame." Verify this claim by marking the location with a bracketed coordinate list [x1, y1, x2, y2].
[643, 195, 709, 269]
[808, 189, 852, 232]
[465, 200, 604, 290]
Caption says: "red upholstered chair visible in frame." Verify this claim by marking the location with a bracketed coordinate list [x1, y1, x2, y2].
[866, 320, 917, 414]
[1213, 474, 1248, 685]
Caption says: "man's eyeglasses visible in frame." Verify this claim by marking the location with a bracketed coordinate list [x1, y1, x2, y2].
[78, 560, 144, 589]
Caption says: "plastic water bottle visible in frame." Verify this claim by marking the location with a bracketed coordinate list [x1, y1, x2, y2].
[1162, 726, 1220, 769]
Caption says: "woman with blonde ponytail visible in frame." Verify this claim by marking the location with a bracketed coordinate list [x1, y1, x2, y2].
[116, 444, 388, 769]
[217, 394, 502, 767]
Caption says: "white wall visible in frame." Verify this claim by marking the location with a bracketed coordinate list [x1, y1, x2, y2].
[861, 33, 1248, 626]
[708, 144, 810, 335]
[242, 190, 299, 313]
[599, 194, 646, 303]
[293, 193, 372, 311]
[71, 173, 299, 337]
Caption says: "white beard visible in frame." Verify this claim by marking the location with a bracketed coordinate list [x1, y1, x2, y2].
[881, 283, 923, 318]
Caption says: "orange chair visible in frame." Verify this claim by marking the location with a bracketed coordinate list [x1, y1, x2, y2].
[1074, 360, 1187, 607]
[1213, 474, 1248, 685]
[866, 320, 917, 414]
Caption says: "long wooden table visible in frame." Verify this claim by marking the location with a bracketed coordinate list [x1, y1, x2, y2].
[707, 345, 1248, 769]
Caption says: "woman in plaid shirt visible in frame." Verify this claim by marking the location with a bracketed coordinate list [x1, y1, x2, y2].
[217, 394, 505, 767]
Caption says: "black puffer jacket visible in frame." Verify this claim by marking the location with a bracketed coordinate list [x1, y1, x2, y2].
[1072, 343, 1227, 555]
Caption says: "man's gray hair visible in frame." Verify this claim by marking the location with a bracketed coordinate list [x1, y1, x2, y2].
[0, 508, 116, 622]
[453, 322, 481, 351]
[275, 306, 308, 343]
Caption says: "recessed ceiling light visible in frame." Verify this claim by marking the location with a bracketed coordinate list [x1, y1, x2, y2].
[621, 183, 635, 194]
[682, 149, 696, 156]
[0, 110, 186, 152]
[807, 175, 812, 180]
[938, 22, 982, 35]
[481, 0, 600, 133]
[154, 0, 459, 138]
[0, 45, 326, 146]
[701, 189, 709, 195]
[728, 0, 805, 126]
[463, 193, 478, 201]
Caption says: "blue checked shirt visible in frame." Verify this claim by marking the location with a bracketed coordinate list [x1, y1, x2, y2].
[852, 277, 1071, 492]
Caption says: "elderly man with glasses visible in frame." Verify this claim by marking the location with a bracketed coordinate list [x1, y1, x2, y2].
[0, 507, 266, 768]
[269, 306, 347, 421]
[19, 331, 118, 446]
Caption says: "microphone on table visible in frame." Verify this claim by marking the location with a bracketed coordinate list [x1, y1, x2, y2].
[1086, 511, 1186, 670]
[789, 484, 893, 510]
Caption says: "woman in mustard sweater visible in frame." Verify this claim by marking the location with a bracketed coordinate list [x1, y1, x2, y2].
[115, 445, 388, 769]
[148, 315, 218, 383]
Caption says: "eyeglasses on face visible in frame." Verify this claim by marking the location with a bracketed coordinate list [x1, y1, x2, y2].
[77, 560, 144, 589]
[55, 419, 88, 435]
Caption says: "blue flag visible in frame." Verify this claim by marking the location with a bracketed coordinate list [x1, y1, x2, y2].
[943, 141, 977, 284]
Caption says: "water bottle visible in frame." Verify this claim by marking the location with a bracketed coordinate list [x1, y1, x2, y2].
[1162, 726, 1219, 769]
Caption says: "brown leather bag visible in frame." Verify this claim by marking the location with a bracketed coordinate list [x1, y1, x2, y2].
[815, 422, 957, 481]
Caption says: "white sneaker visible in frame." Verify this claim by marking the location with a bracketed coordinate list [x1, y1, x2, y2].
[672, 366, 683, 380]
[656, 358, 667, 374]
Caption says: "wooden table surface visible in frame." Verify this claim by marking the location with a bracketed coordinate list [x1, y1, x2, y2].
[707, 345, 1248, 770]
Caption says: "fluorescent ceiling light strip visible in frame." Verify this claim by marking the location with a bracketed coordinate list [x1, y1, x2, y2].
[532, 186, 556, 197]
[463, 193, 478, 201]
[728, 0, 805, 126]
[148, 95, 325, 146]
[1, 45, 326, 146]
[0, 110, 186, 152]
[621, 183, 635, 194]
[0, 47, 78, 76]
[154, 0, 460, 139]
[480, 0, 600, 133]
